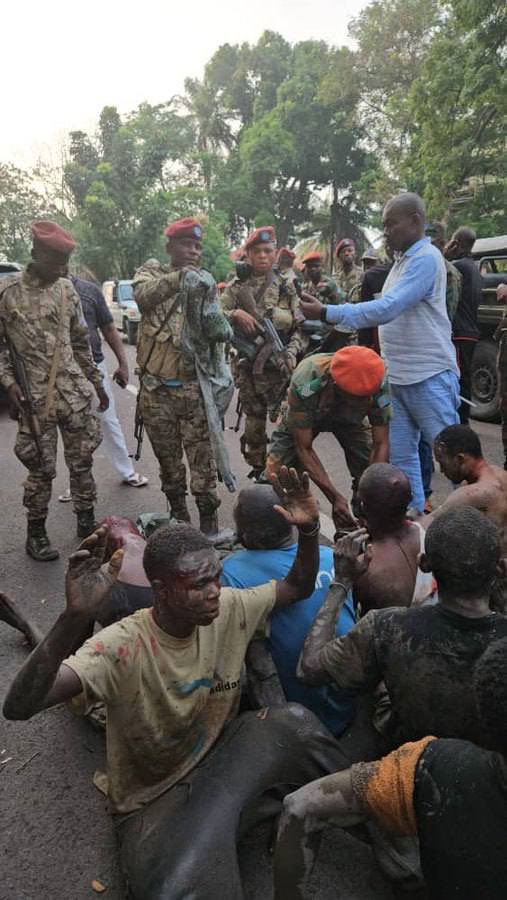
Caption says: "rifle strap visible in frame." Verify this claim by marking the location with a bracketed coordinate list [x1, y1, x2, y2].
[42, 282, 67, 422]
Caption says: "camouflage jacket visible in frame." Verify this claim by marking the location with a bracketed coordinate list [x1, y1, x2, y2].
[221, 270, 308, 364]
[444, 260, 462, 324]
[335, 264, 364, 299]
[134, 260, 232, 382]
[302, 273, 344, 304]
[0, 268, 103, 411]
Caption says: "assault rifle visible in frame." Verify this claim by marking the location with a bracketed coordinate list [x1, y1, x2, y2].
[6, 336, 43, 465]
[232, 263, 292, 380]
[134, 386, 144, 461]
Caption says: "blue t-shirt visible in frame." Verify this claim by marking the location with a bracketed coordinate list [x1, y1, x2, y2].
[221, 544, 356, 736]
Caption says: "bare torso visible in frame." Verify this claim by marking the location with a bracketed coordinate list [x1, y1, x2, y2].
[353, 522, 423, 615]
[429, 464, 507, 557]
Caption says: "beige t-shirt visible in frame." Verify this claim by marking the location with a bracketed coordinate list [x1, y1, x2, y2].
[64, 582, 277, 815]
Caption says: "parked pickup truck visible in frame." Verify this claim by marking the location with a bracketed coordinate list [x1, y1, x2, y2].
[102, 279, 140, 345]
[470, 236, 507, 421]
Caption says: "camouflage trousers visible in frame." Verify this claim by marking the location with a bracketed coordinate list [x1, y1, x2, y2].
[499, 338, 507, 466]
[235, 363, 288, 470]
[266, 419, 372, 498]
[139, 379, 219, 508]
[14, 399, 101, 521]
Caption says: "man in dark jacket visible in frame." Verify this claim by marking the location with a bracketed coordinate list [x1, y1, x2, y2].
[445, 226, 482, 423]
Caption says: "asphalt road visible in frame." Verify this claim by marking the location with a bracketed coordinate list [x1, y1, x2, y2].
[0, 341, 503, 900]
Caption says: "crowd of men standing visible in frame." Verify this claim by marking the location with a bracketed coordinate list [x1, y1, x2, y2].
[1, 193, 506, 900]
[0, 191, 486, 550]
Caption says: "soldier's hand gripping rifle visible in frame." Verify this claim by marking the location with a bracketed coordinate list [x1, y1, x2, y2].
[5, 336, 44, 465]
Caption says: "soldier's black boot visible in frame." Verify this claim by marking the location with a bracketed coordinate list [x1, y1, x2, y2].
[76, 508, 97, 539]
[26, 519, 60, 562]
[167, 493, 191, 523]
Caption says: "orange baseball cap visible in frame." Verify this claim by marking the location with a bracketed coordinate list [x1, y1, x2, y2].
[330, 346, 385, 396]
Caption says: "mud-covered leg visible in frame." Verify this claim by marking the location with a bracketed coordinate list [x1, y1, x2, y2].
[273, 769, 364, 900]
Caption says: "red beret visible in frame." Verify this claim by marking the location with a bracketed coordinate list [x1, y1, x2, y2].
[31, 220, 76, 255]
[335, 238, 355, 257]
[277, 246, 296, 262]
[330, 346, 385, 396]
[245, 226, 276, 251]
[302, 251, 322, 265]
[164, 218, 203, 240]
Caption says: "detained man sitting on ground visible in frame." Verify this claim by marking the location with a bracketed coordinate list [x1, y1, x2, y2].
[2, 468, 348, 900]
[297, 506, 507, 767]
[221, 484, 356, 735]
[427, 424, 507, 612]
[353, 463, 434, 615]
[274, 634, 507, 900]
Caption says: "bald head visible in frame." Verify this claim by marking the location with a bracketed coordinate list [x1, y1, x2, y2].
[358, 463, 412, 528]
[446, 225, 476, 260]
[234, 485, 292, 550]
[383, 192, 426, 253]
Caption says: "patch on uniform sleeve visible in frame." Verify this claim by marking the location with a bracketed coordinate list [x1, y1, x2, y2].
[294, 376, 323, 400]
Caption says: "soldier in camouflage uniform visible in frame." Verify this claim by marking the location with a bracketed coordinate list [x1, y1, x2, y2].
[134, 217, 232, 534]
[221, 227, 308, 477]
[301, 251, 341, 303]
[334, 238, 363, 299]
[0, 221, 108, 561]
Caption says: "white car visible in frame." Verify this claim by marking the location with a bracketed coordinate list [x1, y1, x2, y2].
[102, 279, 140, 345]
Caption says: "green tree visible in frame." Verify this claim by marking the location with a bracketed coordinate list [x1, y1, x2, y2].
[0, 163, 49, 263]
[404, 3, 506, 232]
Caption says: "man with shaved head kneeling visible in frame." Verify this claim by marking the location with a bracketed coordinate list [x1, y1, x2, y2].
[3, 469, 349, 900]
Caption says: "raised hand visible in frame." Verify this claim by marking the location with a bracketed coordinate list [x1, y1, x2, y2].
[270, 466, 320, 529]
[333, 527, 371, 582]
[65, 527, 123, 618]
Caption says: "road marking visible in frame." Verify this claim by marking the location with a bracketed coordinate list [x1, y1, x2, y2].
[126, 383, 138, 397]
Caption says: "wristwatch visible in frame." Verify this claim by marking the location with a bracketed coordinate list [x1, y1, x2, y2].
[319, 305, 328, 323]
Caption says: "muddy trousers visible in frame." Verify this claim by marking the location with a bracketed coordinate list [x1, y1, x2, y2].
[115, 703, 372, 900]
[14, 400, 101, 520]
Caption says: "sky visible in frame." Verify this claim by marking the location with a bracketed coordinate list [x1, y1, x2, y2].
[2, 0, 367, 168]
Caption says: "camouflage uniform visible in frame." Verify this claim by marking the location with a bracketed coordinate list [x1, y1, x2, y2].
[134, 260, 231, 520]
[266, 352, 392, 498]
[221, 271, 308, 471]
[335, 263, 363, 300]
[444, 260, 462, 324]
[302, 273, 341, 303]
[0, 269, 103, 521]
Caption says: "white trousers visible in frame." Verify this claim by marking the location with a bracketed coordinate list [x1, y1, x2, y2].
[96, 359, 135, 480]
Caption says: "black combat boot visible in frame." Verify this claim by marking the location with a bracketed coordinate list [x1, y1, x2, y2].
[26, 519, 60, 561]
[76, 508, 97, 539]
[167, 493, 191, 523]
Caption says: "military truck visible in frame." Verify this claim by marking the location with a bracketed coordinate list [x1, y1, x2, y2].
[470, 236, 507, 421]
